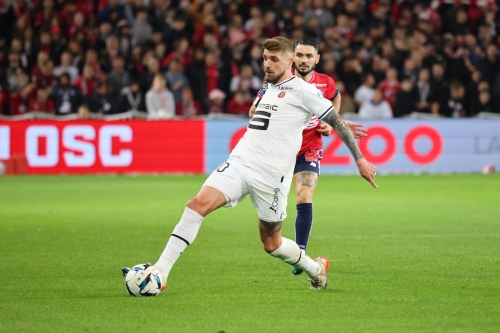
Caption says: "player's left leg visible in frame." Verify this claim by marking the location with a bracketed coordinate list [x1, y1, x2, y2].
[293, 170, 319, 251]
[291, 152, 321, 275]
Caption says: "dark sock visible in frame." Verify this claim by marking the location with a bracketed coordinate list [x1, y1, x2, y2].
[295, 203, 313, 251]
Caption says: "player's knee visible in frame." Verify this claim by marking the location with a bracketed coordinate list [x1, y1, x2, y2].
[295, 189, 313, 204]
[186, 196, 208, 216]
[261, 238, 280, 253]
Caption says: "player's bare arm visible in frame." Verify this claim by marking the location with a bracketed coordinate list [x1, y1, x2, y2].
[317, 93, 368, 139]
[249, 104, 256, 118]
[321, 111, 378, 188]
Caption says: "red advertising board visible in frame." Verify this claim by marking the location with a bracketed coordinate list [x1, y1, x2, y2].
[0, 120, 205, 174]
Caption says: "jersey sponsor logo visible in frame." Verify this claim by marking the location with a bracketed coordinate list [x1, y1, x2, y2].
[278, 91, 286, 98]
[259, 103, 278, 111]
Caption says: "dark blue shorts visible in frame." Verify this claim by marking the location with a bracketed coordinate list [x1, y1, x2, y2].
[293, 149, 322, 175]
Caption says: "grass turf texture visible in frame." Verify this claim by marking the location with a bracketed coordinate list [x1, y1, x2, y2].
[0, 174, 499, 333]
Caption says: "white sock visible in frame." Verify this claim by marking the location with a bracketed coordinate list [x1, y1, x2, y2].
[270, 237, 321, 277]
[154, 207, 204, 282]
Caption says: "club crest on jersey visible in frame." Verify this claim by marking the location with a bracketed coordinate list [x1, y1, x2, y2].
[278, 91, 286, 98]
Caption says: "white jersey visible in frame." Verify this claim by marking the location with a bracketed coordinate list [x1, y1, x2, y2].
[231, 76, 333, 179]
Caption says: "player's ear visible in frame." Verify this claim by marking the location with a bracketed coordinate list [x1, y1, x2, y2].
[315, 54, 320, 65]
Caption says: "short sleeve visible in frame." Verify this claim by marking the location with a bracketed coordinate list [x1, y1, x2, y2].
[253, 81, 269, 106]
[301, 87, 334, 120]
[325, 77, 338, 100]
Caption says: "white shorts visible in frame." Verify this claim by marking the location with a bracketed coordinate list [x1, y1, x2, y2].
[203, 156, 291, 223]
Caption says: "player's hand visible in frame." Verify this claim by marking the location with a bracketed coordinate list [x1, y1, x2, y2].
[316, 123, 332, 136]
[344, 120, 368, 140]
[356, 158, 378, 188]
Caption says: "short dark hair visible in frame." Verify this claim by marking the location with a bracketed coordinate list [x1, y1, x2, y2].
[295, 37, 319, 53]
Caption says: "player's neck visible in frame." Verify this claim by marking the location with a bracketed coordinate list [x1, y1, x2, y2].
[274, 70, 293, 85]
[295, 71, 313, 83]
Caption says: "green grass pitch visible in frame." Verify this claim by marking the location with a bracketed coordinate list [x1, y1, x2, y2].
[1, 174, 499, 332]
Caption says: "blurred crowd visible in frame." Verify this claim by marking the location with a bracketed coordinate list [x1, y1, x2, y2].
[1, 0, 500, 119]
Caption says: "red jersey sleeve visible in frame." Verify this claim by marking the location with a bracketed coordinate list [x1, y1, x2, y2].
[324, 76, 338, 101]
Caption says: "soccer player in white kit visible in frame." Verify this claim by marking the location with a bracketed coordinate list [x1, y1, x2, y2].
[147, 37, 377, 291]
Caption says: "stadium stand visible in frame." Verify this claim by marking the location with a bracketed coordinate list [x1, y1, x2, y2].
[1, 0, 500, 119]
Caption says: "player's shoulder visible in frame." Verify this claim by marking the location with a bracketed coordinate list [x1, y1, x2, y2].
[312, 71, 335, 84]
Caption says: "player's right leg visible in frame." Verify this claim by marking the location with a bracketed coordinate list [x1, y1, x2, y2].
[249, 170, 330, 289]
[153, 159, 249, 287]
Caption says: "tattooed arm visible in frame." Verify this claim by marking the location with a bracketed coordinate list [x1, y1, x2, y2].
[322, 110, 378, 188]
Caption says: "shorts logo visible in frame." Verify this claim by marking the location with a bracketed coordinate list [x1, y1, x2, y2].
[269, 188, 280, 213]
[305, 150, 322, 162]
[278, 91, 286, 98]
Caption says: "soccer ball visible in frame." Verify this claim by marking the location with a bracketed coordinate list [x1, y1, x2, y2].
[482, 163, 496, 174]
[125, 263, 163, 297]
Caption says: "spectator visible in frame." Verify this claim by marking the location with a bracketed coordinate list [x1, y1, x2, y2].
[399, 58, 418, 82]
[77, 104, 91, 119]
[186, 48, 208, 112]
[146, 73, 175, 119]
[108, 56, 131, 97]
[378, 67, 400, 111]
[163, 15, 189, 52]
[303, 0, 334, 30]
[32, 60, 58, 91]
[227, 90, 252, 116]
[413, 68, 431, 113]
[53, 52, 79, 83]
[478, 43, 500, 87]
[208, 89, 226, 114]
[132, 7, 153, 46]
[87, 82, 118, 115]
[394, 78, 415, 118]
[4, 51, 25, 91]
[229, 64, 260, 95]
[28, 88, 54, 113]
[359, 89, 393, 119]
[354, 73, 375, 107]
[99, 35, 122, 73]
[0, 84, 7, 115]
[469, 90, 496, 116]
[336, 81, 356, 115]
[161, 37, 192, 69]
[74, 65, 97, 97]
[98, 0, 125, 25]
[139, 55, 160, 95]
[432, 80, 466, 118]
[119, 81, 146, 112]
[429, 62, 448, 104]
[165, 59, 190, 103]
[176, 87, 201, 117]
[68, 12, 88, 40]
[51, 73, 82, 115]
[8, 71, 36, 115]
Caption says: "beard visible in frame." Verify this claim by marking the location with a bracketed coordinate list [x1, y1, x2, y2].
[294, 63, 315, 77]
[264, 69, 287, 84]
